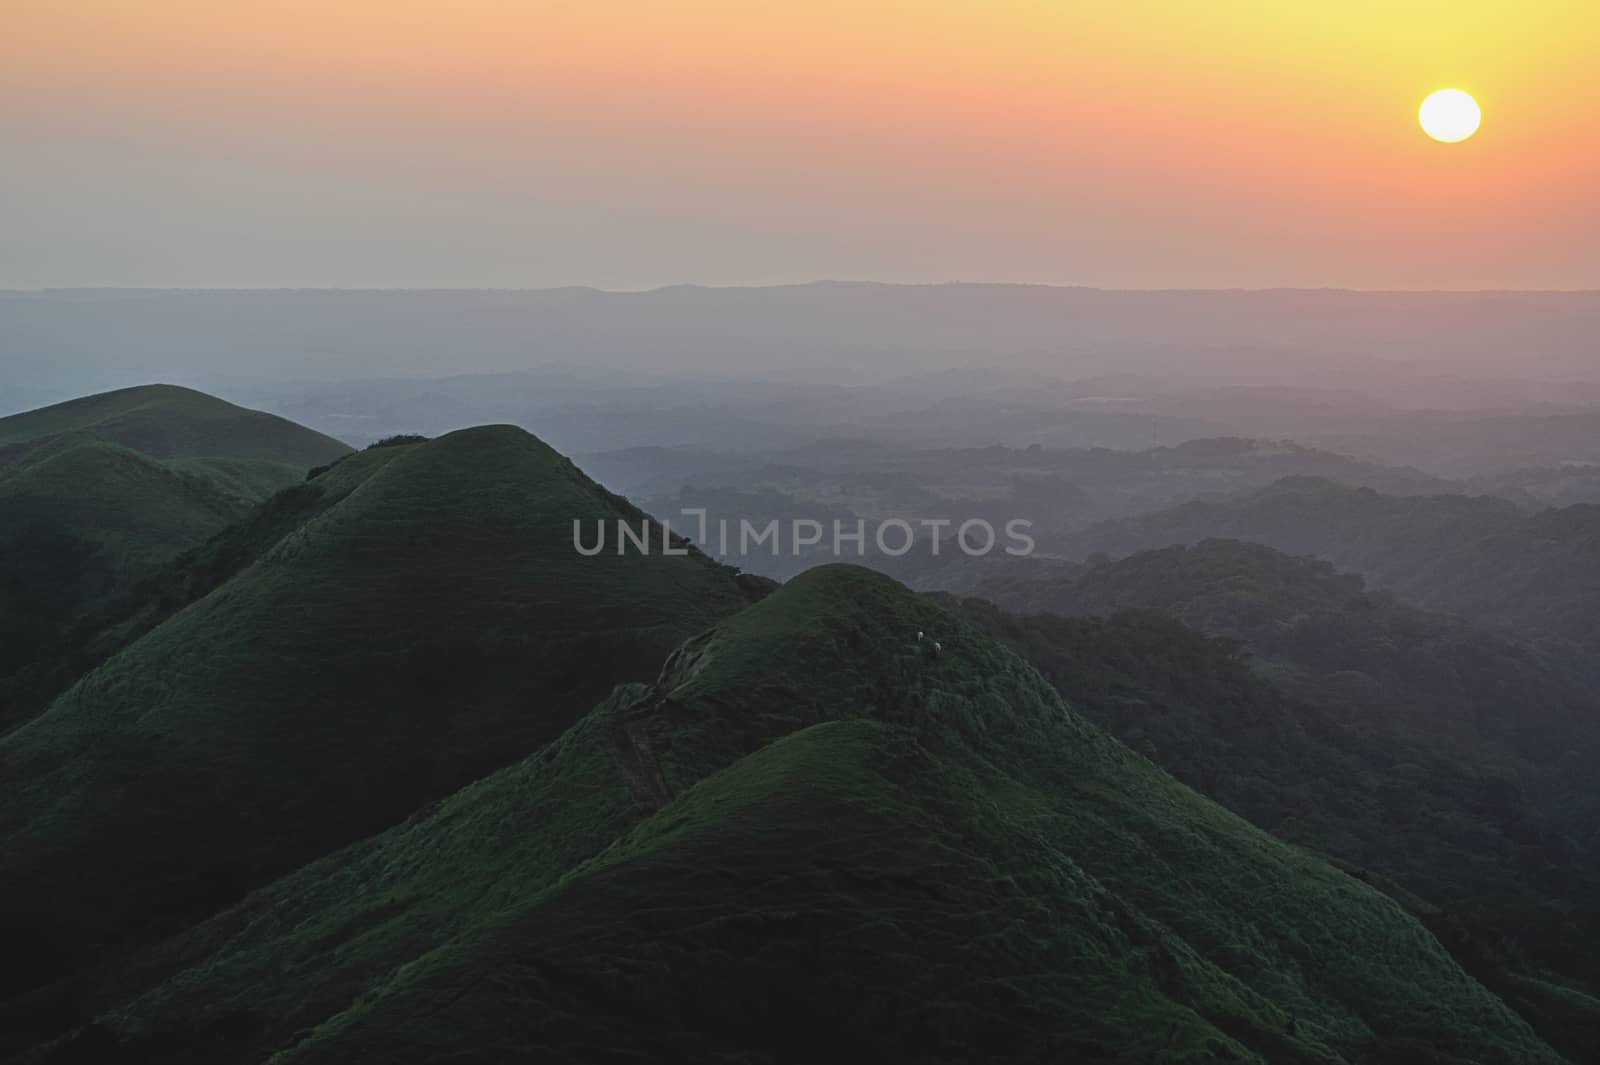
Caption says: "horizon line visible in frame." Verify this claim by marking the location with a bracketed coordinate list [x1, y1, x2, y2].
[4, 281, 1600, 296]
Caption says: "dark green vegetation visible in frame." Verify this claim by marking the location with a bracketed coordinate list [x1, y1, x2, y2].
[0, 387, 353, 734]
[980, 540, 1600, 763]
[5, 389, 1594, 1064]
[0, 433, 244, 727]
[1059, 476, 1600, 649]
[26, 567, 1567, 1064]
[0, 433, 247, 563]
[0, 426, 769, 1045]
[962, 543, 1600, 1055]
[0, 445, 413, 735]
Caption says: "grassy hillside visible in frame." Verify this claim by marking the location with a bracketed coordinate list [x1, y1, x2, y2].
[941, 596, 1600, 1057]
[941, 599, 1574, 898]
[0, 384, 350, 468]
[0, 434, 257, 709]
[970, 543, 1600, 995]
[0, 386, 354, 729]
[0, 443, 417, 736]
[160, 456, 306, 503]
[0, 426, 766, 1020]
[38, 567, 1565, 1065]
[0, 433, 247, 562]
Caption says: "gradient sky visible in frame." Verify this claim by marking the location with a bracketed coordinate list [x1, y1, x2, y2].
[4, 1, 1597, 289]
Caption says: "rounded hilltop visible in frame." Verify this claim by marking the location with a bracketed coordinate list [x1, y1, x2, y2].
[0, 383, 351, 467]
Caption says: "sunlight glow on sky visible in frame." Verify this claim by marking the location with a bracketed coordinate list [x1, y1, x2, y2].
[3, 1, 1597, 288]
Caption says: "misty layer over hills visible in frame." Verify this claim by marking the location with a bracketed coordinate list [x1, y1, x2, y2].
[7, 284, 1600, 400]
[10, 287, 1600, 483]
[5, 285, 1600, 1063]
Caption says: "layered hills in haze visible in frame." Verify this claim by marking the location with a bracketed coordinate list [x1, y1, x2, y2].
[1057, 477, 1600, 649]
[3, 384, 1594, 1064]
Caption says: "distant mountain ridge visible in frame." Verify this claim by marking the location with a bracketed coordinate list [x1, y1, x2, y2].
[1056, 476, 1600, 648]
[8, 287, 1600, 393]
[978, 538, 1600, 766]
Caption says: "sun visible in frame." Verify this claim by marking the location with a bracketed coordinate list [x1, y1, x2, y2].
[1419, 89, 1481, 143]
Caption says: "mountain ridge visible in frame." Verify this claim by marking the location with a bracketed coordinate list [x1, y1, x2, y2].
[0, 424, 765, 1018]
[32, 565, 1569, 1064]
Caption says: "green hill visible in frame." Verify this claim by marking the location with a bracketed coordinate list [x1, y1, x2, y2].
[0, 434, 258, 711]
[939, 597, 1569, 895]
[0, 441, 424, 736]
[969, 543, 1600, 1002]
[0, 433, 247, 562]
[0, 386, 354, 726]
[0, 384, 350, 469]
[37, 566, 1565, 1065]
[940, 596, 1600, 1058]
[0, 426, 766, 1019]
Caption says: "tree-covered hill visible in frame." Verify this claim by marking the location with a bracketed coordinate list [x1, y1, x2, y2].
[967, 543, 1600, 1003]
[975, 541, 1600, 795]
[1057, 476, 1600, 649]
[26, 567, 1569, 1065]
[0, 425, 767, 1029]
[940, 596, 1600, 1057]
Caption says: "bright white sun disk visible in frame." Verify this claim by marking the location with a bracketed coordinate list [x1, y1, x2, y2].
[1419, 89, 1481, 143]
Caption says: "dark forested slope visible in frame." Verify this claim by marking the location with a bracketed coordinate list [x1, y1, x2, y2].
[969, 543, 1600, 1008]
[1060, 477, 1600, 648]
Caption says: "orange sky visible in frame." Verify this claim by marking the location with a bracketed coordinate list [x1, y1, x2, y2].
[4, 1, 1597, 288]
